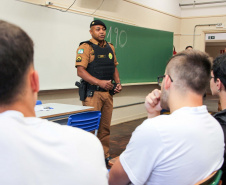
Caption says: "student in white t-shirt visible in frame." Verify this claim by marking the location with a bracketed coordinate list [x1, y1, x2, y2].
[109, 50, 224, 185]
[0, 20, 108, 185]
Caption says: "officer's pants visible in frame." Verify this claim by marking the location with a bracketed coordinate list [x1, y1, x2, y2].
[82, 91, 113, 158]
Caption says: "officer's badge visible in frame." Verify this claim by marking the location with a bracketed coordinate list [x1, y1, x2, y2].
[98, 55, 106, 58]
[76, 56, 82, 62]
[108, 53, 113, 59]
[78, 49, 84, 54]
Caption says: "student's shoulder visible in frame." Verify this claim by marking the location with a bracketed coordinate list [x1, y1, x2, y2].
[63, 126, 103, 152]
[54, 123, 97, 137]
[141, 115, 171, 127]
[33, 118, 98, 140]
[132, 116, 172, 137]
[129, 116, 171, 146]
[48, 121, 102, 147]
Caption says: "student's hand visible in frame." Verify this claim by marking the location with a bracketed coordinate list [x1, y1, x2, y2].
[145, 89, 162, 118]
[98, 80, 114, 90]
[114, 84, 122, 93]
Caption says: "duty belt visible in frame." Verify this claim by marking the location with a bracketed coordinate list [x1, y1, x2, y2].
[87, 84, 107, 92]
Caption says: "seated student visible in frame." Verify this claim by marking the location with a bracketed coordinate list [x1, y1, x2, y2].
[210, 53, 226, 184]
[0, 20, 108, 185]
[109, 50, 224, 185]
[185, 45, 193, 50]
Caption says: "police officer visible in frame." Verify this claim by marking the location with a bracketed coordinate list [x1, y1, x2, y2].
[75, 20, 122, 166]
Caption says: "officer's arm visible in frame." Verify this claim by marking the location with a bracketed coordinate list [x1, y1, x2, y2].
[113, 67, 122, 93]
[113, 67, 120, 84]
[77, 66, 113, 90]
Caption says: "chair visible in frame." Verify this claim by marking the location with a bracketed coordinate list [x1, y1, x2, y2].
[36, 100, 42, 105]
[67, 111, 101, 136]
[195, 170, 223, 185]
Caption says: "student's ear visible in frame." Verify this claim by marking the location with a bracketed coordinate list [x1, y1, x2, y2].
[164, 75, 172, 90]
[217, 78, 225, 91]
[30, 70, 39, 93]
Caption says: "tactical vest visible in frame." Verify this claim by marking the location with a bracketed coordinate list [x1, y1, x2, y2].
[80, 41, 115, 80]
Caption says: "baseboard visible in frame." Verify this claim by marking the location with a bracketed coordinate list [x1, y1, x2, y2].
[111, 112, 147, 126]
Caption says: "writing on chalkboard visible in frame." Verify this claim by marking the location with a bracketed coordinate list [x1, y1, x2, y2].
[107, 26, 127, 48]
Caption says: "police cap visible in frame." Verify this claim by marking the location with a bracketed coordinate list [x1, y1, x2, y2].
[90, 20, 106, 29]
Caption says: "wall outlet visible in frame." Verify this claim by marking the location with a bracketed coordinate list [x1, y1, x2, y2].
[45, 1, 53, 6]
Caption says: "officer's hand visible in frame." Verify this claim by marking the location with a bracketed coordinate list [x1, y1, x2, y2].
[114, 84, 122, 93]
[145, 89, 162, 118]
[98, 80, 114, 90]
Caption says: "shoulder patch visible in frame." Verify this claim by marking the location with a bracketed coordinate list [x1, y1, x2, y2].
[108, 42, 113, 46]
[78, 49, 84, 54]
[76, 56, 82, 62]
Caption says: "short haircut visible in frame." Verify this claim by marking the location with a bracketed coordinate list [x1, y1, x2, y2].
[0, 20, 34, 105]
[212, 54, 226, 88]
[185, 46, 193, 50]
[166, 50, 211, 95]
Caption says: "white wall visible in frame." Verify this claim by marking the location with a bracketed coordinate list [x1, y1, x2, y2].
[1, 0, 93, 90]
[127, 0, 181, 17]
[178, 16, 226, 52]
[180, 0, 226, 17]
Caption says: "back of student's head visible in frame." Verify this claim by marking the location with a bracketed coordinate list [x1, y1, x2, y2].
[166, 50, 211, 95]
[0, 20, 34, 105]
[212, 54, 226, 89]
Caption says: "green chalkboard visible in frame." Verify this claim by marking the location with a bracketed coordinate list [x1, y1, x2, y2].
[96, 18, 174, 84]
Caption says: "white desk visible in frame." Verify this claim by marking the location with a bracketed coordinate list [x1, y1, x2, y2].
[35, 103, 94, 121]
